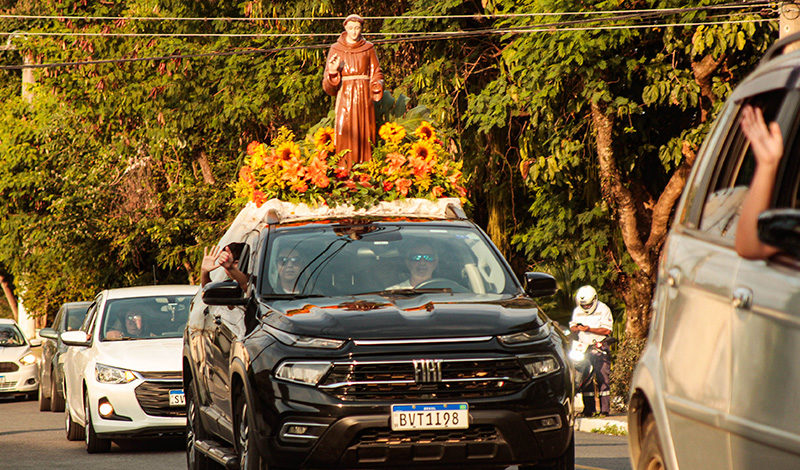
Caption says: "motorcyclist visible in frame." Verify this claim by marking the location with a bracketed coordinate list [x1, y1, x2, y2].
[569, 285, 613, 417]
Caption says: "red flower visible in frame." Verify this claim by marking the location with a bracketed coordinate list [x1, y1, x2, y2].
[383, 180, 394, 192]
[395, 178, 412, 196]
[344, 179, 357, 190]
[252, 189, 267, 207]
[335, 167, 350, 179]
[432, 185, 444, 198]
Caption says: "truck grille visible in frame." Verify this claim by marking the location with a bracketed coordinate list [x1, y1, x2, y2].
[134, 378, 185, 418]
[319, 357, 528, 401]
[0, 362, 19, 372]
[355, 425, 499, 445]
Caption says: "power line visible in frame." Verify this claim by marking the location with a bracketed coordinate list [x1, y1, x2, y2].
[0, 16, 777, 71]
[0, 1, 774, 23]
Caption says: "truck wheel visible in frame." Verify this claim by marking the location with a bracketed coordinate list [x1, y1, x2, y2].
[50, 375, 66, 412]
[637, 414, 665, 470]
[236, 395, 266, 470]
[84, 392, 111, 453]
[519, 430, 574, 469]
[186, 380, 213, 470]
[65, 400, 85, 441]
[38, 379, 51, 411]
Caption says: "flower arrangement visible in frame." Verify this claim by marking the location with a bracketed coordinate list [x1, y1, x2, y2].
[234, 121, 467, 209]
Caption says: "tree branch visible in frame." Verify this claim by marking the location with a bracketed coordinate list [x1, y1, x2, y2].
[645, 141, 697, 251]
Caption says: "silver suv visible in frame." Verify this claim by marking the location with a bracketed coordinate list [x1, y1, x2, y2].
[628, 34, 800, 469]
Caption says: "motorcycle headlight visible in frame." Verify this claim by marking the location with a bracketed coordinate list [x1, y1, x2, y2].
[96, 363, 140, 384]
[265, 324, 345, 349]
[275, 361, 331, 386]
[568, 349, 586, 361]
[519, 354, 560, 378]
[18, 353, 36, 366]
[498, 324, 550, 345]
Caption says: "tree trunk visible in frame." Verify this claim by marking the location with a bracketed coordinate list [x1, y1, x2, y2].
[183, 260, 197, 286]
[0, 274, 18, 321]
[486, 191, 510, 257]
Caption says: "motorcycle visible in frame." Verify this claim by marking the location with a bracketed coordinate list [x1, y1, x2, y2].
[566, 331, 617, 413]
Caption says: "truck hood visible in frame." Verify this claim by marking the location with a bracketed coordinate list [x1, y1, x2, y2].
[262, 295, 546, 340]
[96, 337, 182, 373]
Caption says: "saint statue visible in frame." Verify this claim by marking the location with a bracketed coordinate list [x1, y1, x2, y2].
[322, 14, 384, 170]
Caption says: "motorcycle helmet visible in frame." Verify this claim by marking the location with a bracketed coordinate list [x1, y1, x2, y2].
[575, 285, 598, 314]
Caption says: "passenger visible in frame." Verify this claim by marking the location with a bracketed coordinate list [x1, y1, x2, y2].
[275, 248, 307, 294]
[736, 104, 783, 260]
[201, 243, 248, 290]
[390, 242, 439, 289]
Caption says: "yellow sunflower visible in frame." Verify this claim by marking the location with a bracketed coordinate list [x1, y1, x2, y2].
[379, 122, 406, 144]
[411, 140, 436, 161]
[313, 127, 335, 153]
[275, 141, 301, 161]
[413, 121, 436, 141]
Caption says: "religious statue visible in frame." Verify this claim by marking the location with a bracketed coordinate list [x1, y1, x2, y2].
[322, 14, 384, 170]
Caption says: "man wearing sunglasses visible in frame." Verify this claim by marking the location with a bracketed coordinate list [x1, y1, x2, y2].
[389, 242, 439, 289]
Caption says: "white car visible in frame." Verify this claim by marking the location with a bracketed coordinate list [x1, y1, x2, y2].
[0, 318, 39, 399]
[60, 285, 197, 453]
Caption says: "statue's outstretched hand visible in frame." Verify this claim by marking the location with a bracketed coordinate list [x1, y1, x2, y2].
[327, 54, 342, 75]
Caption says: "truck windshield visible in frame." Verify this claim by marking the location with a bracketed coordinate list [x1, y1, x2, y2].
[261, 223, 518, 298]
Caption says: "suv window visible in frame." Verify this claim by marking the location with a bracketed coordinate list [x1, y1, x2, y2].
[262, 223, 518, 297]
[698, 90, 786, 242]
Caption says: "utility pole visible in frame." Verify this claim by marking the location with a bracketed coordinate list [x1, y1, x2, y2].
[781, 2, 800, 51]
[0, 33, 34, 103]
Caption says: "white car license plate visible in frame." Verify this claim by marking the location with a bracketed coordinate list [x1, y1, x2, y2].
[391, 403, 468, 431]
[169, 389, 185, 407]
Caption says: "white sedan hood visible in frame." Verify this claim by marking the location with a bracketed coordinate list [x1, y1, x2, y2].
[0, 345, 30, 362]
[96, 338, 182, 373]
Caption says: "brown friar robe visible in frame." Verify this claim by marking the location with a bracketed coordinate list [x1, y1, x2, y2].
[322, 33, 384, 170]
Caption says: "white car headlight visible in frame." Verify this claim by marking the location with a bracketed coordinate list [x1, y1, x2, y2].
[498, 324, 550, 345]
[265, 324, 345, 349]
[275, 362, 332, 386]
[18, 353, 36, 366]
[96, 363, 140, 384]
[520, 354, 561, 378]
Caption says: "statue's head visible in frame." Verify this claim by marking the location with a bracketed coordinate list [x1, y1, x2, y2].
[343, 14, 364, 43]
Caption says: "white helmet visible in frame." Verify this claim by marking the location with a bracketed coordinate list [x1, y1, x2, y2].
[575, 285, 598, 314]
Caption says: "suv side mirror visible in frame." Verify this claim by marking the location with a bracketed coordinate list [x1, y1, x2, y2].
[523, 272, 557, 297]
[203, 280, 247, 306]
[29, 338, 42, 347]
[757, 208, 800, 258]
[39, 327, 58, 340]
[60, 330, 90, 347]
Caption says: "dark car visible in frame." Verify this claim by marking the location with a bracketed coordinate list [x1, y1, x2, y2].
[183, 202, 575, 470]
[37, 301, 90, 412]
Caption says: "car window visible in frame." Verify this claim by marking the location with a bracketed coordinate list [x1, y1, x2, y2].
[697, 90, 786, 242]
[261, 223, 518, 297]
[101, 295, 194, 341]
[65, 305, 90, 332]
[81, 302, 98, 333]
[52, 306, 65, 331]
[0, 324, 25, 346]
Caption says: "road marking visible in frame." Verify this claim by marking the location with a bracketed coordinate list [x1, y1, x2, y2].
[577, 465, 612, 470]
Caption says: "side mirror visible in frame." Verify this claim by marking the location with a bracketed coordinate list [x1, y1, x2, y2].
[39, 327, 58, 340]
[60, 330, 90, 347]
[29, 338, 42, 347]
[203, 280, 247, 306]
[524, 272, 558, 297]
[758, 208, 800, 258]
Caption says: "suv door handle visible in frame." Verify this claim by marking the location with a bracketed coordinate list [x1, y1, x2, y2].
[666, 268, 681, 287]
[732, 287, 753, 310]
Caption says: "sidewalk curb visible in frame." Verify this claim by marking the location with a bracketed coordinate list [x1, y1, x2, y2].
[575, 416, 628, 434]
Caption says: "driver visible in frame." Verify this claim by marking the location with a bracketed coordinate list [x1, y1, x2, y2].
[106, 310, 152, 340]
[275, 248, 307, 294]
[391, 242, 439, 289]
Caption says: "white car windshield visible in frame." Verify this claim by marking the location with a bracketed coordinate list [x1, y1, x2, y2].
[101, 295, 193, 341]
[0, 324, 25, 346]
[261, 223, 518, 298]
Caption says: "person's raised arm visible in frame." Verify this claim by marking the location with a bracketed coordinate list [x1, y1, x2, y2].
[218, 246, 249, 291]
[736, 105, 783, 260]
[201, 245, 222, 287]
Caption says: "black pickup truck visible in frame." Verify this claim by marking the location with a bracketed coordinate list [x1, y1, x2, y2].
[182, 202, 575, 470]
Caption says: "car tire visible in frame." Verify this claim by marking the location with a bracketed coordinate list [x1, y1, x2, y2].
[186, 379, 213, 470]
[236, 394, 266, 470]
[84, 392, 111, 453]
[65, 400, 85, 441]
[50, 375, 66, 412]
[38, 382, 51, 411]
[637, 414, 665, 470]
[519, 430, 575, 470]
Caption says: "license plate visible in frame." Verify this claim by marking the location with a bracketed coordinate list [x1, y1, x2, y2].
[391, 403, 469, 431]
[169, 389, 185, 407]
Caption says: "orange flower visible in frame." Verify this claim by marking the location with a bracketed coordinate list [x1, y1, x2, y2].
[343, 179, 357, 190]
[448, 169, 463, 186]
[414, 121, 436, 141]
[291, 180, 309, 193]
[379, 122, 406, 144]
[383, 180, 394, 192]
[280, 157, 306, 182]
[246, 141, 260, 156]
[383, 152, 406, 174]
[335, 167, 350, 179]
[409, 141, 435, 179]
[313, 127, 335, 153]
[276, 141, 300, 161]
[239, 166, 256, 186]
[395, 178, 412, 196]
[432, 186, 444, 198]
[252, 189, 267, 207]
[307, 155, 330, 188]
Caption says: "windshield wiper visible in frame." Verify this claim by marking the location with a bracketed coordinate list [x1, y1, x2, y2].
[358, 288, 452, 296]
[261, 293, 326, 300]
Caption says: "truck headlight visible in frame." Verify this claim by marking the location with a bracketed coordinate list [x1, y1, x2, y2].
[275, 362, 331, 386]
[519, 354, 560, 378]
[266, 324, 345, 349]
[18, 353, 36, 366]
[96, 363, 139, 384]
[498, 325, 550, 345]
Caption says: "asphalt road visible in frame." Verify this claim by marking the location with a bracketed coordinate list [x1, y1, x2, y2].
[0, 397, 631, 470]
